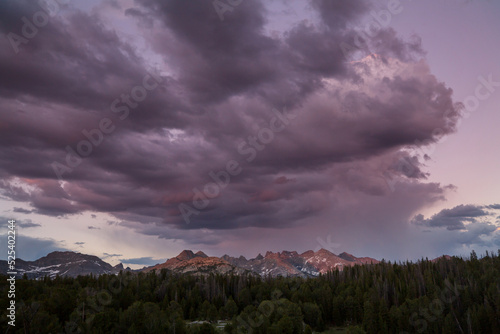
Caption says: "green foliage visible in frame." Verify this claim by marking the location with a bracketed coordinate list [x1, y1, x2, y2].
[302, 301, 323, 329]
[2, 250, 500, 333]
[222, 296, 238, 319]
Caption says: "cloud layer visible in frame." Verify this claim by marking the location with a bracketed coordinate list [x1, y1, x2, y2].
[0, 0, 478, 257]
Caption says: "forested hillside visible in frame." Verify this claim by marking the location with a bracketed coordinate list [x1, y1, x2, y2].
[1, 251, 499, 333]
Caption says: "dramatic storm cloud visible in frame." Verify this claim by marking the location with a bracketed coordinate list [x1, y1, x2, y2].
[1, 0, 499, 261]
[412, 204, 491, 231]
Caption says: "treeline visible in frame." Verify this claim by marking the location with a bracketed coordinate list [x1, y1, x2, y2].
[1, 250, 499, 333]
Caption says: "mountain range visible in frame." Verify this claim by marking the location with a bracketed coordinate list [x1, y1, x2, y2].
[1, 248, 381, 279]
[0, 251, 126, 279]
[222, 249, 380, 277]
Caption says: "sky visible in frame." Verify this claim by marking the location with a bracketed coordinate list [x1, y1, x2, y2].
[0, 0, 499, 268]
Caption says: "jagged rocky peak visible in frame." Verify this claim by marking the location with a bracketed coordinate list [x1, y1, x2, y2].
[300, 250, 315, 258]
[113, 263, 124, 270]
[338, 252, 356, 262]
[176, 250, 210, 261]
[281, 250, 299, 258]
[143, 251, 249, 276]
[255, 253, 264, 260]
[264, 251, 274, 258]
[316, 248, 335, 255]
[264, 250, 300, 259]
[195, 251, 208, 258]
[176, 250, 196, 261]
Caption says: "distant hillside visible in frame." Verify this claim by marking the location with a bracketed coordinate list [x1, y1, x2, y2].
[0, 251, 127, 279]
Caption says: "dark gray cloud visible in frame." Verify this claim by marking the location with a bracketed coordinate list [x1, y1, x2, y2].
[412, 204, 495, 230]
[13, 207, 33, 214]
[17, 219, 41, 228]
[0, 0, 465, 249]
[103, 252, 122, 258]
[311, 0, 370, 30]
[88, 225, 101, 230]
